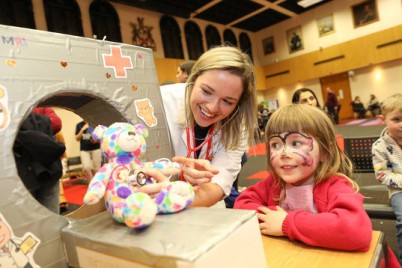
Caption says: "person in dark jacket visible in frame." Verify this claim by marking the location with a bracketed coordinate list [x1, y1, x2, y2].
[324, 87, 339, 124]
[351, 96, 366, 119]
[13, 112, 65, 213]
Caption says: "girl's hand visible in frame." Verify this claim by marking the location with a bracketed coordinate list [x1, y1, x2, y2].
[172, 156, 219, 186]
[257, 206, 287, 236]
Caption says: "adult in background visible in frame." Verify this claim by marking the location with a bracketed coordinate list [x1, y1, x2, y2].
[351, 96, 366, 119]
[258, 103, 270, 135]
[324, 87, 339, 124]
[292, 88, 321, 108]
[13, 111, 65, 213]
[147, 45, 257, 208]
[75, 121, 102, 183]
[367, 94, 381, 118]
[176, 61, 195, 83]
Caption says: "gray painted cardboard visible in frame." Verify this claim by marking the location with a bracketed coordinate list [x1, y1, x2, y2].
[0, 24, 173, 267]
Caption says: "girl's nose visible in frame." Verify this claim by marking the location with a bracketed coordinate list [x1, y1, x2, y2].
[280, 147, 288, 158]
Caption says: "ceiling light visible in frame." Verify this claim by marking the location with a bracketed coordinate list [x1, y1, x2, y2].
[297, 0, 324, 8]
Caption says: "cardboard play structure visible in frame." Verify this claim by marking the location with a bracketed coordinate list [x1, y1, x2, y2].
[0, 25, 266, 267]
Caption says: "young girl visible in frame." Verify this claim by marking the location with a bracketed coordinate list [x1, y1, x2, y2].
[234, 104, 372, 251]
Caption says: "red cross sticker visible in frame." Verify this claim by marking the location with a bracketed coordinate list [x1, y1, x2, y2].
[102, 46, 133, 78]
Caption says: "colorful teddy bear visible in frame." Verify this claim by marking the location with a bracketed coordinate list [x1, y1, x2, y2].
[83, 122, 194, 229]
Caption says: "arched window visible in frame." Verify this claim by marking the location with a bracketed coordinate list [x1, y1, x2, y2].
[0, 0, 35, 29]
[90, 0, 122, 43]
[160, 15, 183, 59]
[184, 21, 204, 60]
[43, 0, 83, 36]
[223, 29, 237, 47]
[205, 25, 221, 49]
[239, 32, 253, 62]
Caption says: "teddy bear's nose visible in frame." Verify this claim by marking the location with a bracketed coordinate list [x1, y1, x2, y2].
[128, 131, 136, 136]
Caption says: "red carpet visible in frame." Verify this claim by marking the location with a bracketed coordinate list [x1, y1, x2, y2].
[247, 142, 266, 156]
[247, 170, 269, 180]
[337, 118, 384, 127]
[63, 180, 87, 205]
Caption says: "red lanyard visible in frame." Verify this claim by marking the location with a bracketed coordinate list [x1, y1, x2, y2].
[181, 125, 214, 181]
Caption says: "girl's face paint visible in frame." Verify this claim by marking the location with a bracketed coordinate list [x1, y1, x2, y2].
[268, 132, 320, 185]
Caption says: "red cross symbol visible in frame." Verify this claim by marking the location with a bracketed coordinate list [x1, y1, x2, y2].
[102, 46, 133, 78]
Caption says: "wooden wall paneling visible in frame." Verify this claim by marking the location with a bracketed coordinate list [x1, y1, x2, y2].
[154, 57, 182, 85]
[264, 25, 402, 89]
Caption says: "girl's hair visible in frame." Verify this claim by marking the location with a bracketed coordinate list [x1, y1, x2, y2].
[265, 104, 357, 189]
[185, 46, 257, 149]
[380, 93, 402, 118]
[291, 88, 321, 108]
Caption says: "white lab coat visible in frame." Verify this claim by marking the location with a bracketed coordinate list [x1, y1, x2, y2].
[160, 83, 247, 201]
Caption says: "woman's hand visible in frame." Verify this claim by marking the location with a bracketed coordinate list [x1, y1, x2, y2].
[136, 169, 171, 198]
[172, 156, 219, 187]
[257, 206, 287, 236]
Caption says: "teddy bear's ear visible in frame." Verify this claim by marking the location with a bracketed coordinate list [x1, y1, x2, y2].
[134, 123, 149, 138]
[92, 125, 107, 142]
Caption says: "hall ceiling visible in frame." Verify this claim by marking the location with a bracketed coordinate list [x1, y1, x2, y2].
[109, 0, 333, 33]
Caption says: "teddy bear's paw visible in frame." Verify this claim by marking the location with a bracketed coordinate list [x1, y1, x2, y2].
[156, 181, 195, 214]
[123, 192, 158, 229]
[83, 181, 106, 204]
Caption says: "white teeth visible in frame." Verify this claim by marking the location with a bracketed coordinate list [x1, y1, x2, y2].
[201, 108, 213, 118]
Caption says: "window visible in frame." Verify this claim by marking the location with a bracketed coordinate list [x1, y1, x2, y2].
[205, 25, 221, 49]
[223, 29, 237, 47]
[0, 0, 35, 29]
[184, 21, 204, 60]
[160, 15, 184, 59]
[90, 0, 122, 43]
[239, 32, 253, 62]
[43, 0, 83, 36]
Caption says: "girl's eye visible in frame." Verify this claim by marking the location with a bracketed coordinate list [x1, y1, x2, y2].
[269, 141, 282, 150]
[291, 141, 302, 147]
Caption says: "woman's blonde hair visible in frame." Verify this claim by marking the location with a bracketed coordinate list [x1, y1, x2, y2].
[185, 46, 257, 149]
[265, 104, 358, 190]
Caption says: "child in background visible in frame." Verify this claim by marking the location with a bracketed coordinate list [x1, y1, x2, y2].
[372, 93, 402, 265]
[234, 104, 372, 251]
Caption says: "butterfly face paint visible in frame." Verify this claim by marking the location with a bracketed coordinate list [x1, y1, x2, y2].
[269, 132, 314, 166]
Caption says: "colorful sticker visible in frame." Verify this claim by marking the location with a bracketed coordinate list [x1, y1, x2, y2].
[0, 213, 41, 268]
[0, 85, 10, 131]
[6, 59, 16, 67]
[134, 98, 157, 127]
[102, 45, 133, 78]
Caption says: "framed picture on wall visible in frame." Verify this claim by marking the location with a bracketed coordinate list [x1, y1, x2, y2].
[352, 0, 379, 28]
[317, 14, 335, 37]
[262, 36, 275, 55]
[287, 26, 303, 53]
